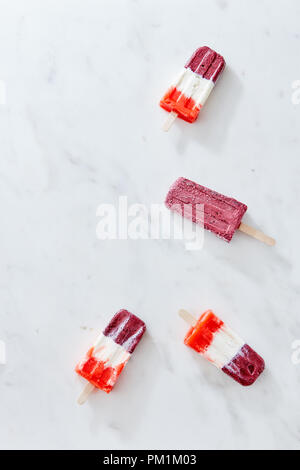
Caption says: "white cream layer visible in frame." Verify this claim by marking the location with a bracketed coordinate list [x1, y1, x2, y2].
[172, 68, 215, 107]
[92, 333, 131, 368]
[203, 324, 245, 369]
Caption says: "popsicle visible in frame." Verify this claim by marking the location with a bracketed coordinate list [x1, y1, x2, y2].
[165, 177, 275, 246]
[76, 309, 146, 404]
[160, 46, 225, 131]
[179, 309, 265, 386]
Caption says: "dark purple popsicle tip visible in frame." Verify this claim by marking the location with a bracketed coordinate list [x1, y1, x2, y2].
[222, 344, 265, 386]
[185, 46, 226, 83]
[103, 309, 146, 354]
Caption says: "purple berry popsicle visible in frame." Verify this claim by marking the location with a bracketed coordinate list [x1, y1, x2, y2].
[165, 178, 275, 246]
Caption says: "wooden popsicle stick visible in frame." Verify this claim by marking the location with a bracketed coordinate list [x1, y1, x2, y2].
[77, 382, 94, 405]
[238, 223, 276, 247]
[178, 309, 197, 327]
[162, 111, 178, 132]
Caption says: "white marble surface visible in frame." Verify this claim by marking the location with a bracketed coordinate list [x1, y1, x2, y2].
[0, 0, 300, 450]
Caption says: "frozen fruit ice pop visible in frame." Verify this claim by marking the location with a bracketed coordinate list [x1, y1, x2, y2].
[160, 46, 225, 124]
[76, 310, 146, 394]
[182, 310, 265, 386]
[165, 177, 247, 243]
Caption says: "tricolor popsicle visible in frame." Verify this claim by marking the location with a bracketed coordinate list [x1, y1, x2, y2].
[160, 46, 225, 130]
[165, 177, 275, 246]
[179, 309, 265, 386]
[76, 310, 146, 404]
